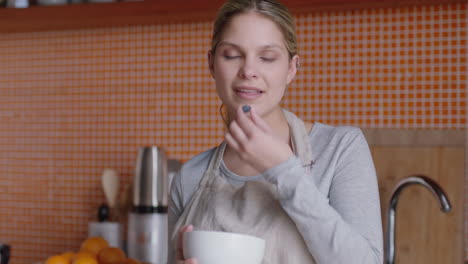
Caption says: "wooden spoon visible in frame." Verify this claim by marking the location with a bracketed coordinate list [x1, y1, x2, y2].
[101, 168, 120, 221]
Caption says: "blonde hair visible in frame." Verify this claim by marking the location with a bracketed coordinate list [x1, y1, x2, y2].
[210, 0, 297, 59]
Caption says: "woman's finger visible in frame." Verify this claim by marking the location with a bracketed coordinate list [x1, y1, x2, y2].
[176, 225, 193, 259]
[235, 105, 256, 137]
[250, 107, 271, 133]
[225, 131, 241, 152]
[228, 120, 248, 144]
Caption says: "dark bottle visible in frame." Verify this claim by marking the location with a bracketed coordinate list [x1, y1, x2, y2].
[0, 244, 10, 264]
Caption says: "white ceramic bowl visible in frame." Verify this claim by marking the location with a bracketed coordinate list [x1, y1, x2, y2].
[183, 230, 265, 264]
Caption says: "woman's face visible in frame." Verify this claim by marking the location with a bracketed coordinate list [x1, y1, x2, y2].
[209, 11, 298, 120]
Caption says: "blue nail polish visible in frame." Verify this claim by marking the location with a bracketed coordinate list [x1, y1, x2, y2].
[242, 105, 251, 113]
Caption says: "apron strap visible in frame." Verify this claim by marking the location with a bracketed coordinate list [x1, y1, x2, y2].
[282, 109, 314, 170]
[198, 142, 226, 187]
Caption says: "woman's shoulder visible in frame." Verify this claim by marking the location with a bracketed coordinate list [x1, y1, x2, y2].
[171, 147, 218, 208]
[306, 122, 370, 165]
[179, 147, 217, 177]
[309, 122, 364, 140]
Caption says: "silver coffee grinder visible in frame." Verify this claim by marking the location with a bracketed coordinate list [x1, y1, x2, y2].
[127, 146, 180, 264]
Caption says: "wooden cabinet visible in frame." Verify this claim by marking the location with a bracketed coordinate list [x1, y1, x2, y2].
[0, 0, 464, 33]
[368, 131, 465, 264]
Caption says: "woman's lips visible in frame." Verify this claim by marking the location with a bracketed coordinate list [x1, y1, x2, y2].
[234, 87, 264, 100]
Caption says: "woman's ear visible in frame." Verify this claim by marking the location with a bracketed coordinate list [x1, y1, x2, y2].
[208, 50, 215, 77]
[286, 55, 299, 85]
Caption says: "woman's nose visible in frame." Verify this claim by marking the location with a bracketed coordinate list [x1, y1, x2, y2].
[238, 59, 258, 79]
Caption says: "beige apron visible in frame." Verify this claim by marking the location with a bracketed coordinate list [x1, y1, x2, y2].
[173, 110, 317, 263]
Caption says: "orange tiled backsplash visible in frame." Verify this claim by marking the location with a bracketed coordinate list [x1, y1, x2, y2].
[0, 3, 466, 264]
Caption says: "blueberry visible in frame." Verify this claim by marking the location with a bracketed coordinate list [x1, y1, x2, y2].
[242, 105, 251, 113]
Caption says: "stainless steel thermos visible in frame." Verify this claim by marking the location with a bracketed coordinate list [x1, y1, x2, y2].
[133, 146, 169, 213]
[127, 146, 181, 264]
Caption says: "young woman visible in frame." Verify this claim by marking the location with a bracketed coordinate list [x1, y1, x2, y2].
[168, 0, 383, 263]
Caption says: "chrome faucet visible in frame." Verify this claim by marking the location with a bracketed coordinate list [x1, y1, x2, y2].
[385, 175, 451, 264]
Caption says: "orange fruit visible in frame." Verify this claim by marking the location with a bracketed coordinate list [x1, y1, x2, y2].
[45, 255, 69, 264]
[97, 247, 126, 264]
[61, 252, 75, 263]
[72, 256, 98, 264]
[80, 237, 109, 256]
[72, 251, 95, 261]
[126, 258, 141, 264]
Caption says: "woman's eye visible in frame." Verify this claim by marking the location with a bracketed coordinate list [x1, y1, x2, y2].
[261, 57, 276, 62]
[224, 55, 241, 60]
[222, 50, 241, 60]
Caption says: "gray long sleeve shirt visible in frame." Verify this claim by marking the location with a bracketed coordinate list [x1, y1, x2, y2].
[169, 122, 383, 263]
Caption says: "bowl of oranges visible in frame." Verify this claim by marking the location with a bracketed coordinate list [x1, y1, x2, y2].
[44, 237, 140, 264]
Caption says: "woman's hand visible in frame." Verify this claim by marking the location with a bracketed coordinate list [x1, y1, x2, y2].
[175, 225, 198, 264]
[225, 106, 293, 173]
